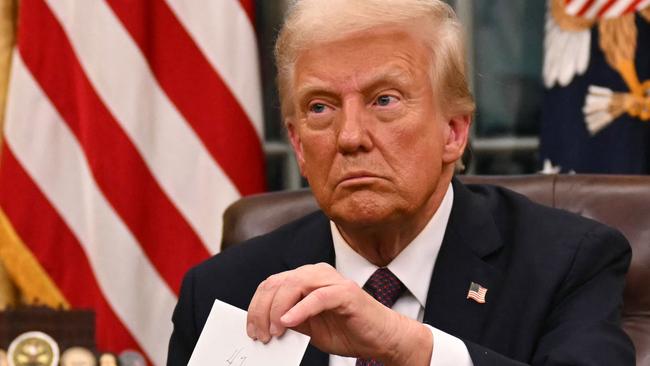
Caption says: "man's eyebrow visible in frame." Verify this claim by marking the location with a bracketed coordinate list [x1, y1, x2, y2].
[359, 67, 414, 92]
[294, 81, 338, 101]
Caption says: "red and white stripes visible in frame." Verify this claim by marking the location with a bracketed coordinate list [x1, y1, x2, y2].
[0, 0, 264, 364]
[564, 0, 650, 19]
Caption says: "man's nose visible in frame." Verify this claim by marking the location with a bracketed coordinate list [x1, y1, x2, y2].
[337, 99, 373, 153]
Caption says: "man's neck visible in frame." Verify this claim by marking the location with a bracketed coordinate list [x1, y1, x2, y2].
[336, 178, 452, 267]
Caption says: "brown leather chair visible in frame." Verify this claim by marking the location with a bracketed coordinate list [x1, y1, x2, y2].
[222, 174, 650, 365]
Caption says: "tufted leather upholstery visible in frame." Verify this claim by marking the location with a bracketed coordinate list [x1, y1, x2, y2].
[221, 174, 650, 365]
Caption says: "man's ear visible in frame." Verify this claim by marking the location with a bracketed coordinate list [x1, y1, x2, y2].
[287, 120, 307, 176]
[442, 114, 471, 165]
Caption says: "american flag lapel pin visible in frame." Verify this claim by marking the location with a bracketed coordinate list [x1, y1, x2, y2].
[467, 282, 487, 304]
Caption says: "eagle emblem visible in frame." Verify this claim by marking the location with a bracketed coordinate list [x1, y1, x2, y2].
[544, 0, 650, 134]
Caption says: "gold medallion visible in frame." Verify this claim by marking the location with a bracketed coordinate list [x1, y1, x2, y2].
[7, 331, 59, 366]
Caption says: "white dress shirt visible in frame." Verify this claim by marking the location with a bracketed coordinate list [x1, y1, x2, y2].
[329, 184, 473, 366]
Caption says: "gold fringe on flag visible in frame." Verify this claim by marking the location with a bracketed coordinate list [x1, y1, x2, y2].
[0, 256, 16, 309]
[0, 208, 69, 308]
[0, 0, 18, 309]
[0, 0, 68, 309]
[0, 0, 17, 137]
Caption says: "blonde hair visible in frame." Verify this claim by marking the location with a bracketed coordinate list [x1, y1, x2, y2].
[275, 0, 475, 122]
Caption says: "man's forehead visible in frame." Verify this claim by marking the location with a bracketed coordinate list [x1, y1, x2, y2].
[299, 24, 426, 55]
[294, 64, 418, 97]
[292, 30, 429, 94]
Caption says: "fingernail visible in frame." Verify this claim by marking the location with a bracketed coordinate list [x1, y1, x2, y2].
[247, 323, 257, 339]
[269, 323, 279, 336]
[280, 313, 292, 325]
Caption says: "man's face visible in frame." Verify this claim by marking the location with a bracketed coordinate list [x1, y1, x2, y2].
[288, 27, 468, 228]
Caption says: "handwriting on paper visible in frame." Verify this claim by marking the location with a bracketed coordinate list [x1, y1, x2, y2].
[188, 299, 310, 366]
[225, 348, 247, 366]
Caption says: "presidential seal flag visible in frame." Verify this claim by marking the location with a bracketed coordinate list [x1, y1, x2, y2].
[540, 0, 650, 173]
[0, 0, 265, 365]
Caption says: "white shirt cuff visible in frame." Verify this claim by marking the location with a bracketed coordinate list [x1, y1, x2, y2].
[424, 324, 474, 366]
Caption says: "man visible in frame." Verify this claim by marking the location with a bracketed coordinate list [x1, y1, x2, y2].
[168, 1, 634, 365]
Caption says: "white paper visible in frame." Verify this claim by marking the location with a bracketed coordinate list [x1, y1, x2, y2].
[188, 299, 311, 366]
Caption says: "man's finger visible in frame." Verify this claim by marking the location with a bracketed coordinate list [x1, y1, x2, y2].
[249, 263, 342, 341]
[268, 264, 341, 335]
[268, 277, 304, 337]
[247, 273, 285, 342]
[279, 280, 358, 327]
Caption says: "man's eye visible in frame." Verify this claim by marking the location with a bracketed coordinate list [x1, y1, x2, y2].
[374, 95, 397, 107]
[309, 103, 328, 113]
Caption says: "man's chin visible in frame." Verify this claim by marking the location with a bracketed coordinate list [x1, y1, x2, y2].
[325, 191, 401, 227]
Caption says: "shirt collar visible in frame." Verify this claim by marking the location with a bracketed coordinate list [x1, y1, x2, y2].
[331, 183, 454, 308]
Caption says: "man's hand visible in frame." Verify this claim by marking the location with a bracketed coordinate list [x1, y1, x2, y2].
[246, 263, 433, 365]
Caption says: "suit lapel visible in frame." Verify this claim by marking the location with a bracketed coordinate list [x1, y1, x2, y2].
[282, 211, 336, 269]
[423, 179, 504, 343]
[281, 211, 333, 366]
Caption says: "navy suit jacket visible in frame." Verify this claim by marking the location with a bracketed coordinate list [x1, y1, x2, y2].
[167, 179, 635, 365]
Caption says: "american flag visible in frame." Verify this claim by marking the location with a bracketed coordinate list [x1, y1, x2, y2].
[563, 0, 650, 19]
[467, 282, 488, 304]
[0, 0, 264, 365]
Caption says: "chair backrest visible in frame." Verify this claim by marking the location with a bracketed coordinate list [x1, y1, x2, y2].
[221, 174, 650, 365]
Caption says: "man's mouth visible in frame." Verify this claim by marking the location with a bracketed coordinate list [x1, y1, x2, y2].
[338, 171, 383, 185]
